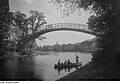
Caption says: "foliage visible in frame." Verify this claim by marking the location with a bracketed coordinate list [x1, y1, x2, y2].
[37, 39, 96, 52]
[51, 0, 120, 77]
[0, 0, 10, 56]
[28, 10, 47, 35]
[8, 10, 47, 52]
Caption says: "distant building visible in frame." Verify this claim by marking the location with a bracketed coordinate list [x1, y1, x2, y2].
[53, 42, 62, 51]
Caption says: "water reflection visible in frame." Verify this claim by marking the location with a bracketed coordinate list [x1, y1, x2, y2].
[0, 52, 92, 81]
[0, 57, 44, 81]
[54, 66, 80, 75]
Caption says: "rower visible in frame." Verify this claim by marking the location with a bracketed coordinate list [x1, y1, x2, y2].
[67, 59, 72, 64]
[57, 59, 61, 65]
[64, 60, 67, 65]
[76, 55, 79, 63]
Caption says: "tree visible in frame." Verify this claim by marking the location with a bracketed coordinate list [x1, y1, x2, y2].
[28, 10, 47, 35]
[0, 0, 10, 56]
[51, 0, 120, 78]
[25, 10, 47, 51]
[9, 11, 28, 42]
[8, 10, 47, 52]
[7, 11, 30, 52]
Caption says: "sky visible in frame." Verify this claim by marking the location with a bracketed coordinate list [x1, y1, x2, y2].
[9, 0, 95, 46]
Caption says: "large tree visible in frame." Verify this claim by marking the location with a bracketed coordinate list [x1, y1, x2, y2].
[9, 10, 47, 52]
[51, 0, 120, 78]
[0, 0, 10, 56]
[28, 10, 47, 35]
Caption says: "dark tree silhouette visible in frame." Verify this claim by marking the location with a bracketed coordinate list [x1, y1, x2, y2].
[0, 0, 10, 56]
[8, 10, 47, 52]
[16, 10, 47, 52]
[51, 0, 120, 78]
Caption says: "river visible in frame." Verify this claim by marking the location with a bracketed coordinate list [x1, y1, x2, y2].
[0, 51, 92, 81]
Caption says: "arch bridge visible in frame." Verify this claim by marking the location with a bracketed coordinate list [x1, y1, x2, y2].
[17, 23, 100, 51]
[37, 23, 97, 35]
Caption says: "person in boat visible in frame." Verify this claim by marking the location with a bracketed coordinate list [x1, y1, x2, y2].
[76, 55, 79, 63]
[67, 59, 72, 64]
[61, 62, 64, 65]
[64, 60, 67, 65]
[57, 59, 61, 65]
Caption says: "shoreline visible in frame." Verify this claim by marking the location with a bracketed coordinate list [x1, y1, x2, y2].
[0, 52, 41, 59]
[38, 50, 94, 53]
[0, 51, 92, 59]
[57, 62, 106, 81]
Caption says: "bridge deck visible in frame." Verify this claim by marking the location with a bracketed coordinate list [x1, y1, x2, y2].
[38, 23, 90, 32]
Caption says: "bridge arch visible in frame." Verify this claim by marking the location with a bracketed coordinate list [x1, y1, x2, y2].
[16, 23, 100, 51]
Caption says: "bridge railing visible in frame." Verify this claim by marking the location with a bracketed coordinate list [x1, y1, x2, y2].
[37, 23, 90, 32]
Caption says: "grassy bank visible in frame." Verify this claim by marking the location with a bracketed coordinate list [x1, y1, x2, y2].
[57, 62, 107, 81]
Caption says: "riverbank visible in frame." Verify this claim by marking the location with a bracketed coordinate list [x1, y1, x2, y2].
[0, 52, 40, 59]
[0, 51, 90, 59]
[39, 50, 94, 53]
[57, 62, 107, 81]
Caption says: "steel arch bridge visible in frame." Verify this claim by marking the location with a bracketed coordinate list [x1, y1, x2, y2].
[17, 23, 100, 51]
[37, 23, 96, 35]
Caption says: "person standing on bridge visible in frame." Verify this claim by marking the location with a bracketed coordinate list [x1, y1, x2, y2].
[76, 55, 79, 63]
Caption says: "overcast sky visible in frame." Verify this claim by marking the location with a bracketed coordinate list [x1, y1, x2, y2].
[9, 0, 95, 46]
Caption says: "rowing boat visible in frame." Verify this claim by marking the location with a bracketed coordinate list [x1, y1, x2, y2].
[54, 62, 82, 68]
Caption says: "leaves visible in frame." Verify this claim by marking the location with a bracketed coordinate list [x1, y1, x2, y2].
[51, 0, 120, 70]
[0, 0, 10, 56]
[28, 10, 47, 34]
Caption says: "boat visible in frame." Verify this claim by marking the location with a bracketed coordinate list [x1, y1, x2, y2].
[54, 62, 82, 68]
[40, 52, 48, 55]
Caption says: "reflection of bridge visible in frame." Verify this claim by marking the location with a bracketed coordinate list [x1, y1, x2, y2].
[17, 23, 100, 51]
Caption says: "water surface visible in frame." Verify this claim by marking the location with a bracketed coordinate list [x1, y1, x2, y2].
[0, 52, 92, 81]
